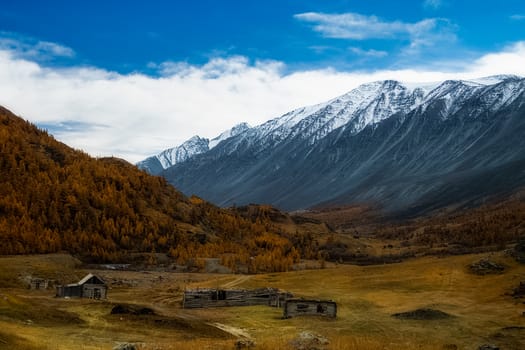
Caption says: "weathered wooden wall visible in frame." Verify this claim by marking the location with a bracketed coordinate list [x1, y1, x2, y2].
[182, 288, 292, 309]
[30, 278, 49, 290]
[283, 299, 337, 318]
[82, 284, 107, 299]
[56, 285, 82, 298]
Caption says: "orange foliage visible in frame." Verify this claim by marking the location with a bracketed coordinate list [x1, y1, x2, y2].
[0, 106, 319, 271]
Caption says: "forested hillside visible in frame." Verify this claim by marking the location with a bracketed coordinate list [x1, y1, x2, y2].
[0, 106, 323, 271]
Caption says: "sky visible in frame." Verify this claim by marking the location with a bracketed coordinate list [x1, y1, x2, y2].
[0, 0, 525, 162]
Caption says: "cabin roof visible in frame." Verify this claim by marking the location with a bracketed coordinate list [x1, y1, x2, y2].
[65, 273, 106, 287]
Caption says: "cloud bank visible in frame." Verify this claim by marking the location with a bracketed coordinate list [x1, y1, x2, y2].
[1, 39, 525, 163]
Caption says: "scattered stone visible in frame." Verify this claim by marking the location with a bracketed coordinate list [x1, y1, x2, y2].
[113, 343, 137, 350]
[478, 344, 499, 350]
[289, 331, 329, 350]
[392, 308, 452, 320]
[469, 258, 505, 275]
[234, 339, 256, 349]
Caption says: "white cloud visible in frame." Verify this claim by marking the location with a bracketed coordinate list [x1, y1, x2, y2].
[349, 47, 388, 58]
[0, 40, 525, 163]
[294, 12, 456, 50]
[510, 14, 525, 21]
[295, 12, 409, 40]
[0, 32, 74, 60]
[424, 0, 443, 9]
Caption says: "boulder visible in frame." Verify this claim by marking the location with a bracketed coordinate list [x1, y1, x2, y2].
[234, 339, 256, 349]
[478, 344, 499, 350]
[514, 240, 525, 263]
[113, 343, 137, 350]
[289, 331, 329, 350]
[512, 282, 525, 298]
[469, 258, 505, 275]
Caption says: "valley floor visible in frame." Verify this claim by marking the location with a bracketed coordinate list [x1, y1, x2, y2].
[0, 253, 524, 349]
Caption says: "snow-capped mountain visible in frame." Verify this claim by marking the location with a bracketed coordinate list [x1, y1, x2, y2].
[137, 122, 250, 175]
[157, 75, 525, 214]
[209, 122, 250, 149]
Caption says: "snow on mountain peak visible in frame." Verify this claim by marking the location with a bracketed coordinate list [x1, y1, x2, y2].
[467, 74, 522, 86]
[156, 135, 209, 169]
[139, 75, 525, 174]
[209, 122, 251, 149]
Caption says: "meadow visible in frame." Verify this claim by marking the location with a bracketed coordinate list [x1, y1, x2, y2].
[0, 252, 524, 349]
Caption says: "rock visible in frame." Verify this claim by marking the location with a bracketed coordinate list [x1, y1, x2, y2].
[392, 308, 452, 320]
[113, 343, 137, 350]
[512, 281, 525, 298]
[234, 339, 256, 349]
[289, 331, 329, 350]
[469, 258, 505, 275]
[513, 240, 525, 263]
[478, 344, 499, 350]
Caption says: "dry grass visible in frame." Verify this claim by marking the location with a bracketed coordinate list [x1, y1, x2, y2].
[1, 253, 524, 349]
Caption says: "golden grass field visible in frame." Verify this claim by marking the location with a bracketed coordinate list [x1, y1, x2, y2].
[0, 252, 524, 350]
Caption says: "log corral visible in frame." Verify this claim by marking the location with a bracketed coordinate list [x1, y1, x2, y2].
[182, 287, 292, 308]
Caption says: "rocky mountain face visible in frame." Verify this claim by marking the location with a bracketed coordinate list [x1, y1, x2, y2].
[148, 75, 525, 214]
[137, 123, 250, 175]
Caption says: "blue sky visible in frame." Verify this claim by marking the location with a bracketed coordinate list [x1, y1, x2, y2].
[0, 0, 524, 161]
[2, 0, 524, 72]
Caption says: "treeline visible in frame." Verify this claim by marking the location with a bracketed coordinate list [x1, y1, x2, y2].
[377, 199, 525, 248]
[0, 107, 320, 272]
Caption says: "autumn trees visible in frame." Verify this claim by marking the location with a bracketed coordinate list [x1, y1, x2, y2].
[0, 107, 320, 271]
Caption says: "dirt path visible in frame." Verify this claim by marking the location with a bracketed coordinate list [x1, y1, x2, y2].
[221, 275, 251, 289]
[208, 322, 252, 339]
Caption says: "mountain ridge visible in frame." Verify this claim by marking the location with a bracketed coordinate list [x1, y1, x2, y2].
[150, 75, 525, 213]
[137, 122, 250, 174]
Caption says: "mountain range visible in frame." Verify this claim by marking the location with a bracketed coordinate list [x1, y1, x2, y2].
[138, 75, 525, 215]
[137, 123, 250, 174]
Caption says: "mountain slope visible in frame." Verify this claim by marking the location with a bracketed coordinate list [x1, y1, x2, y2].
[0, 106, 324, 269]
[162, 76, 525, 214]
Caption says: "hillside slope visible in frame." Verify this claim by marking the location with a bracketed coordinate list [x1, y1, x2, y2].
[0, 106, 325, 270]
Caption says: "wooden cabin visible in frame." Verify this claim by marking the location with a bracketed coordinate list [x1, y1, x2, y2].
[283, 299, 337, 318]
[29, 278, 49, 290]
[56, 273, 107, 299]
[182, 287, 292, 309]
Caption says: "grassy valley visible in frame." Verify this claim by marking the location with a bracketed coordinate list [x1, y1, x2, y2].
[0, 252, 524, 349]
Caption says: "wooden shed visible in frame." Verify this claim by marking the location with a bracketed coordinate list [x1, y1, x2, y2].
[29, 278, 49, 290]
[182, 287, 292, 309]
[56, 273, 107, 299]
[283, 299, 337, 318]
